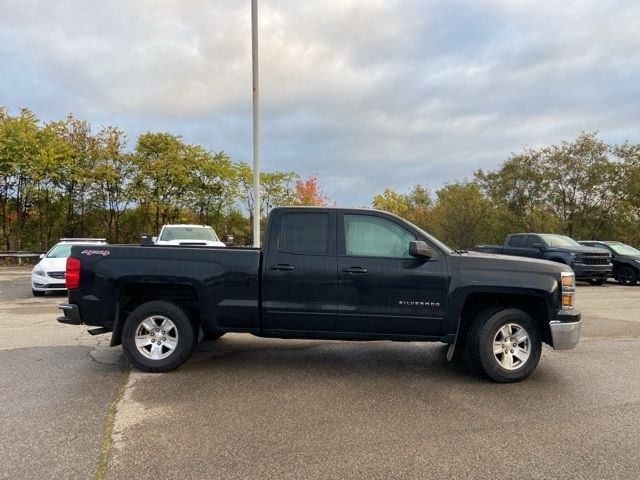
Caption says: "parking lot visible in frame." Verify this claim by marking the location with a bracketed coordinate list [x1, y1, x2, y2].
[1, 266, 639, 480]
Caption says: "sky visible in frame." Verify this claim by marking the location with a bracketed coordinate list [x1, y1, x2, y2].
[1, 0, 639, 206]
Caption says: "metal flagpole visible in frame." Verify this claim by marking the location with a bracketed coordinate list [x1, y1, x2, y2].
[251, 0, 261, 247]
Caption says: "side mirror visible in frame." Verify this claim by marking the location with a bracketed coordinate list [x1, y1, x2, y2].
[409, 240, 434, 259]
[39, 253, 45, 259]
[224, 235, 235, 247]
[531, 243, 544, 250]
[140, 234, 154, 246]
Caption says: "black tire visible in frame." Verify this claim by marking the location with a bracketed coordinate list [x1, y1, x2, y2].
[122, 300, 197, 373]
[616, 267, 638, 286]
[202, 332, 226, 342]
[587, 278, 606, 286]
[467, 308, 542, 383]
[32, 289, 45, 297]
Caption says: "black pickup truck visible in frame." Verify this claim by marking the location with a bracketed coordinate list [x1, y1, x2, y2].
[476, 233, 612, 284]
[58, 207, 581, 383]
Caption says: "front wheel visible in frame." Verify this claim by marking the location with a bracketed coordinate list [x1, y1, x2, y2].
[32, 289, 45, 297]
[122, 301, 197, 373]
[587, 278, 606, 286]
[616, 267, 638, 286]
[467, 308, 542, 383]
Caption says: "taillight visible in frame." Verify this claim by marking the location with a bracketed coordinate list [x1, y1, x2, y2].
[66, 257, 81, 289]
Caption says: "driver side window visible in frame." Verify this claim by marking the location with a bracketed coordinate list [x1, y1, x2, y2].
[344, 214, 415, 258]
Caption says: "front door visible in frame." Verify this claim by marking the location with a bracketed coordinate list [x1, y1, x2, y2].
[262, 210, 338, 332]
[336, 212, 447, 336]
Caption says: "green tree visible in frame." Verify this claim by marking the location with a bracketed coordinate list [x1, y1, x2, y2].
[430, 181, 494, 249]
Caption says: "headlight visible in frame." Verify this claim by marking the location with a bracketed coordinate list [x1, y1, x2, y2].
[561, 272, 575, 309]
[33, 269, 46, 277]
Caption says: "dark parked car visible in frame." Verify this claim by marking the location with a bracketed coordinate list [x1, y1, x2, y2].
[57, 207, 581, 383]
[578, 241, 640, 286]
[476, 233, 612, 284]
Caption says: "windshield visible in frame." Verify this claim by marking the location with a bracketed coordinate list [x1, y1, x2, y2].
[159, 226, 219, 242]
[539, 234, 580, 247]
[404, 220, 454, 254]
[609, 243, 640, 256]
[46, 244, 73, 258]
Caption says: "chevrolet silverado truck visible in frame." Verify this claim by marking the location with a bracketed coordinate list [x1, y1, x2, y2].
[58, 207, 581, 383]
[476, 233, 612, 284]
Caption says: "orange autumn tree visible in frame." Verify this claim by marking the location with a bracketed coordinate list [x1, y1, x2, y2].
[293, 174, 330, 206]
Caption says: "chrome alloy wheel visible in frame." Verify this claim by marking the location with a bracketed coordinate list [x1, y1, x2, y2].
[135, 315, 179, 360]
[492, 323, 530, 370]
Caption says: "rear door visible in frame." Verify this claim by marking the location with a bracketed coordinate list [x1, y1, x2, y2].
[262, 209, 337, 332]
[336, 211, 447, 337]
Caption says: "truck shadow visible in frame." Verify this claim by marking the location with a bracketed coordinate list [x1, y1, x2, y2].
[189, 334, 482, 384]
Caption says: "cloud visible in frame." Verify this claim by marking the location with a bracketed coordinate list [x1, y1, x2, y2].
[0, 0, 639, 205]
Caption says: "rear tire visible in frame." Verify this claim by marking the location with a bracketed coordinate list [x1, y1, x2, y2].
[122, 301, 197, 373]
[32, 289, 45, 297]
[467, 308, 542, 383]
[616, 267, 638, 286]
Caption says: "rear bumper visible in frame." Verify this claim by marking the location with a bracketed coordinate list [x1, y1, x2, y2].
[549, 309, 581, 350]
[58, 303, 82, 325]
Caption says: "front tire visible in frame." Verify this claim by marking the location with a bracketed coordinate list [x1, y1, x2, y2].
[122, 301, 197, 373]
[468, 308, 542, 383]
[32, 289, 45, 297]
[616, 267, 638, 286]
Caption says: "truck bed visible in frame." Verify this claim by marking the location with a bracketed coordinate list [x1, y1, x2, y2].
[68, 244, 262, 334]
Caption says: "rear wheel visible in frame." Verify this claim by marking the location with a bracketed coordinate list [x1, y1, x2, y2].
[122, 301, 197, 373]
[32, 289, 45, 297]
[468, 308, 542, 383]
[616, 267, 638, 286]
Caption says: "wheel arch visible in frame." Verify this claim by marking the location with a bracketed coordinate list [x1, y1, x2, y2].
[110, 283, 200, 347]
[453, 291, 552, 355]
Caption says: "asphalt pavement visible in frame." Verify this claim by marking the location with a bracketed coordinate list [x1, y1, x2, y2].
[1, 267, 639, 479]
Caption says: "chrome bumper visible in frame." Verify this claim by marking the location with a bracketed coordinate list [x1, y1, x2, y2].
[549, 319, 581, 350]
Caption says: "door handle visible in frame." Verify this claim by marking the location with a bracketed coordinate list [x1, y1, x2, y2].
[270, 264, 295, 271]
[342, 266, 368, 274]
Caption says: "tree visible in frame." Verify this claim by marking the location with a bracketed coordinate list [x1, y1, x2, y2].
[293, 174, 330, 206]
[93, 126, 132, 243]
[184, 147, 237, 231]
[429, 181, 494, 249]
[130, 132, 192, 233]
[372, 185, 431, 228]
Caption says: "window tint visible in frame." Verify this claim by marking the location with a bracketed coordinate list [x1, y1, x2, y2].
[280, 213, 329, 254]
[525, 235, 542, 247]
[344, 215, 415, 258]
[508, 235, 525, 247]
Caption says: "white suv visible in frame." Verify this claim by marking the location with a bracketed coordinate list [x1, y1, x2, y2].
[154, 225, 225, 247]
[31, 238, 107, 296]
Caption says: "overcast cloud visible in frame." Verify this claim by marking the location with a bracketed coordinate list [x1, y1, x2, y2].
[1, 0, 639, 205]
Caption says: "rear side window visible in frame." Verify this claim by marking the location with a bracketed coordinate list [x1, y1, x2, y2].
[280, 213, 329, 255]
[508, 235, 525, 247]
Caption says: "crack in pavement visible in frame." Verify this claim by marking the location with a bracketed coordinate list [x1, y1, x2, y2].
[95, 361, 130, 480]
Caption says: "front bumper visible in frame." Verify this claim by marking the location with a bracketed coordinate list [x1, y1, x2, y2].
[58, 303, 82, 325]
[571, 263, 612, 280]
[32, 274, 66, 291]
[549, 309, 581, 350]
